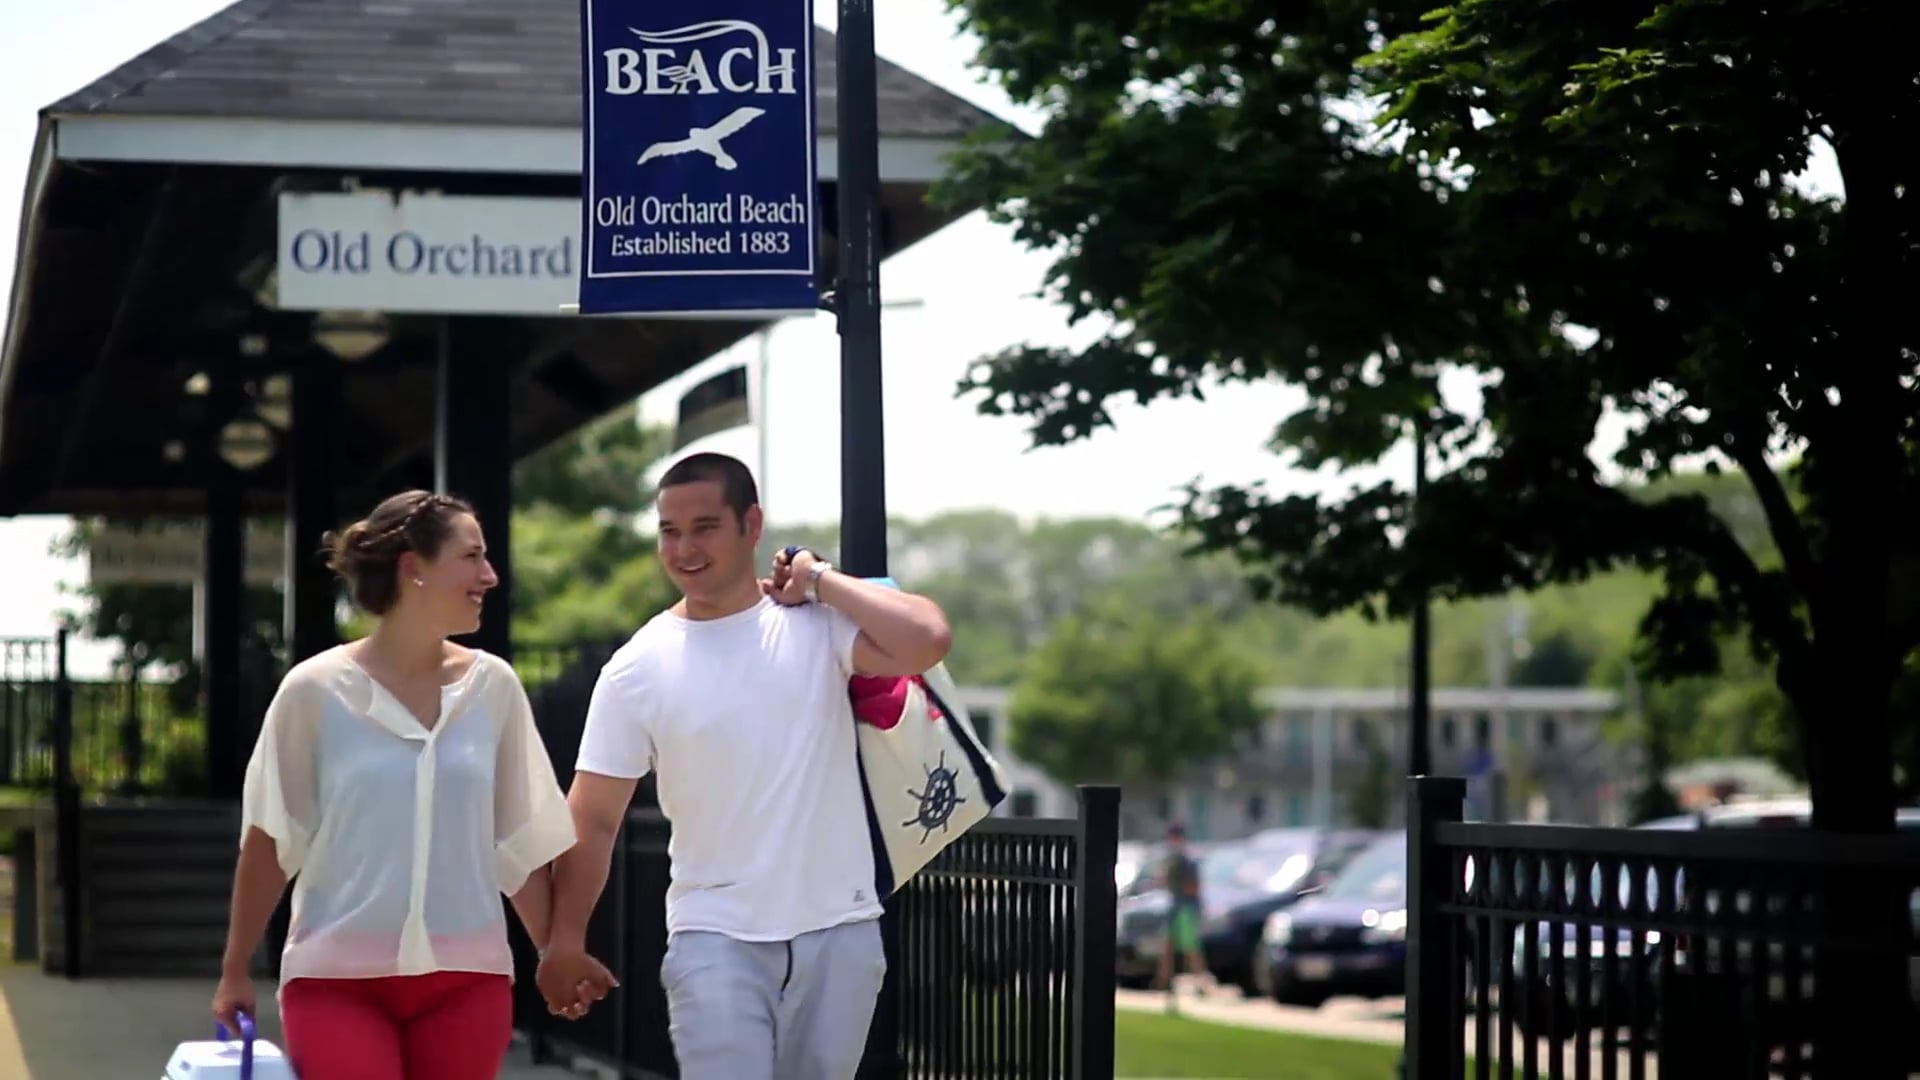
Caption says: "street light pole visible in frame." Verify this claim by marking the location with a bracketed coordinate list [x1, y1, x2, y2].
[1408, 408, 1433, 779]
[833, 5, 903, 1076]
[835, 0, 886, 581]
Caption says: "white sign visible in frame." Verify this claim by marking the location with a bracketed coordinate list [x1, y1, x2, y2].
[90, 522, 288, 587]
[277, 192, 577, 315]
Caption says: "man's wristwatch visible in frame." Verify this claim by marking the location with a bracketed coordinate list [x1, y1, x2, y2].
[804, 560, 833, 603]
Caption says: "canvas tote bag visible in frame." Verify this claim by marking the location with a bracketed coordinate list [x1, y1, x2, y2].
[847, 577, 1009, 896]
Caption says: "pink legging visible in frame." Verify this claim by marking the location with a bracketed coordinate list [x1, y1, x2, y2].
[280, 971, 513, 1079]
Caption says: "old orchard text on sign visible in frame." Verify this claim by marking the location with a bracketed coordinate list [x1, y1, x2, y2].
[577, 5, 820, 315]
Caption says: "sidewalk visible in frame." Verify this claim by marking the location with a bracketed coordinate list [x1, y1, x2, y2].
[1115, 986, 1406, 1044]
[0, 962, 579, 1078]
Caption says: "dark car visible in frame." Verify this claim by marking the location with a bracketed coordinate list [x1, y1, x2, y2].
[1257, 831, 1410, 1007]
[1199, 828, 1381, 995]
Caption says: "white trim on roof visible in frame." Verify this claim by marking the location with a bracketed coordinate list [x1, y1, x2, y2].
[51, 114, 964, 183]
[0, 122, 60, 458]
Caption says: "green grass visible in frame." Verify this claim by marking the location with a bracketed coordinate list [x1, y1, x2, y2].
[1115, 1010, 1404, 1078]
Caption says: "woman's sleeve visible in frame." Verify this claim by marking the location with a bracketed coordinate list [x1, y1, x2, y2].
[240, 675, 321, 878]
[494, 664, 579, 895]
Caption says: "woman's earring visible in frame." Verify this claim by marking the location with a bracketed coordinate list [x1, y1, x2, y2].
[413, 578, 425, 587]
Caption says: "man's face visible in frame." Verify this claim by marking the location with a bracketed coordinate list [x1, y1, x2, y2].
[656, 479, 761, 600]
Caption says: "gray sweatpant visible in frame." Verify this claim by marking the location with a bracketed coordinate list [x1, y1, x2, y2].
[660, 918, 886, 1080]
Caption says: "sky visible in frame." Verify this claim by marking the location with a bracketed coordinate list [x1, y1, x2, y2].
[0, 1, 1840, 677]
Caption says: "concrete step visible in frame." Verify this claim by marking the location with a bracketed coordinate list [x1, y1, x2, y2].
[86, 865, 233, 896]
[92, 922, 230, 957]
[84, 841, 235, 871]
[92, 893, 230, 927]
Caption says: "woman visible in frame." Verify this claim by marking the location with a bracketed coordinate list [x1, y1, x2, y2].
[211, 490, 581, 1078]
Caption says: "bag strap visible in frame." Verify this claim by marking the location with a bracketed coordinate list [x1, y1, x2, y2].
[916, 679, 1008, 807]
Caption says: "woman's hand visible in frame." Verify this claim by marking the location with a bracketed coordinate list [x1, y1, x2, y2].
[211, 969, 256, 1033]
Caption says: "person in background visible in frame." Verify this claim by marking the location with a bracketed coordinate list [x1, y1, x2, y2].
[1154, 821, 1215, 1010]
[210, 490, 579, 1079]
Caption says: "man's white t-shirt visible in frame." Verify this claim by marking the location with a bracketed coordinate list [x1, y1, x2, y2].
[576, 595, 884, 941]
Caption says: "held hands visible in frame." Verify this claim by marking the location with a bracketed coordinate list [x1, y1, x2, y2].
[535, 948, 620, 1020]
[762, 546, 821, 607]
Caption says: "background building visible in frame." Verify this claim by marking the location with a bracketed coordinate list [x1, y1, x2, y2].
[954, 684, 1635, 836]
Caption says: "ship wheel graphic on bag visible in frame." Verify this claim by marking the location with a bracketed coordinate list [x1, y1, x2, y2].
[903, 750, 966, 843]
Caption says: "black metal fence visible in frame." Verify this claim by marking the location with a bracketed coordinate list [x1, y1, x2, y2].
[1, 634, 207, 795]
[510, 794, 1120, 1080]
[511, 638, 1120, 1079]
[1405, 775, 1920, 1080]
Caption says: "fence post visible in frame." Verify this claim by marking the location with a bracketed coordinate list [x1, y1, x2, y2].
[1405, 776, 1464, 1080]
[1072, 785, 1120, 1080]
[53, 627, 83, 978]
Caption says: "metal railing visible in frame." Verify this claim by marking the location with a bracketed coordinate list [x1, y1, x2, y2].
[2, 635, 213, 795]
[1405, 775, 1920, 1080]
[512, 789, 1119, 1079]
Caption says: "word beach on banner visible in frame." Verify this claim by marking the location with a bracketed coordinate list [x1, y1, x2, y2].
[577, 1, 820, 316]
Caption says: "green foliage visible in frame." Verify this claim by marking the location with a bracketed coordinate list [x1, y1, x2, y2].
[940, 0, 1919, 818]
[510, 404, 680, 644]
[771, 509, 1258, 685]
[48, 521, 284, 671]
[1008, 601, 1263, 786]
[512, 506, 676, 644]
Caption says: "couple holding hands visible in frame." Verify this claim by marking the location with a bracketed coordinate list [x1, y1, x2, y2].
[212, 452, 953, 1080]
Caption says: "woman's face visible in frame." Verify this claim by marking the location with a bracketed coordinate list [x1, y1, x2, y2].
[407, 512, 497, 636]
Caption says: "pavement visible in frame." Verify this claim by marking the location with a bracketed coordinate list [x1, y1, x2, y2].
[1117, 984, 1408, 1044]
[0, 962, 582, 1079]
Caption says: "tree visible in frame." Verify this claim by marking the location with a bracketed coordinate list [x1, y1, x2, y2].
[1006, 602, 1263, 787]
[51, 520, 284, 676]
[511, 404, 678, 645]
[939, 0, 1917, 839]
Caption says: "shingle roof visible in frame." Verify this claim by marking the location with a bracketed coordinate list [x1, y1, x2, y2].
[46, 0, 998, 139]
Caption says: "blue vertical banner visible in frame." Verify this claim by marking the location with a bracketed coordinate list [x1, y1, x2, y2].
[578, 1, 820, 315]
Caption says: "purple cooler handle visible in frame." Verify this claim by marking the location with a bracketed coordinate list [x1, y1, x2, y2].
[215, 1010, 256, 1080]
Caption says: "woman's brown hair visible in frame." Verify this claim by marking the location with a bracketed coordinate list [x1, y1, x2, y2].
[321, 490, 475, 615]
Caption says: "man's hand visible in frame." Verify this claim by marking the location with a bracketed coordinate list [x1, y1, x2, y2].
[765, 546, 819, 607]
[536, 948, 619, 1019]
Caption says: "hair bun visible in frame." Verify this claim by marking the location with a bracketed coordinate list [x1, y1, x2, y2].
[322, 490, 475, 617]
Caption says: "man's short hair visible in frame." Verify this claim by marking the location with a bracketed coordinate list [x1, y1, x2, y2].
[658, 452, 759, 524]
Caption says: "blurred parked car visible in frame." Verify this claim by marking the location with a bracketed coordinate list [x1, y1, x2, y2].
[1199, 828, 1382, 994]
[1256, 832, 1410, 1007]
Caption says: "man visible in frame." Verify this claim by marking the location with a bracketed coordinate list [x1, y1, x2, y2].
[537, 452, 953, 1080]
[1154, 822, 1213, 1010]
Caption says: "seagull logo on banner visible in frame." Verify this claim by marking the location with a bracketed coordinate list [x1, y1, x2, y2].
[636, 107, 765, 170]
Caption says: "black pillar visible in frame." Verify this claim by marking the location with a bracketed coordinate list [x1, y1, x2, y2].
[434, 318, 513, 661]
[836, 0, 887, 581]
[203, 461, 247, 799]
[285, 362, 341, 663]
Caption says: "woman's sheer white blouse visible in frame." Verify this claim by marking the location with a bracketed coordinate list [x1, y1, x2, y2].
[240, 646, 576, 981]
